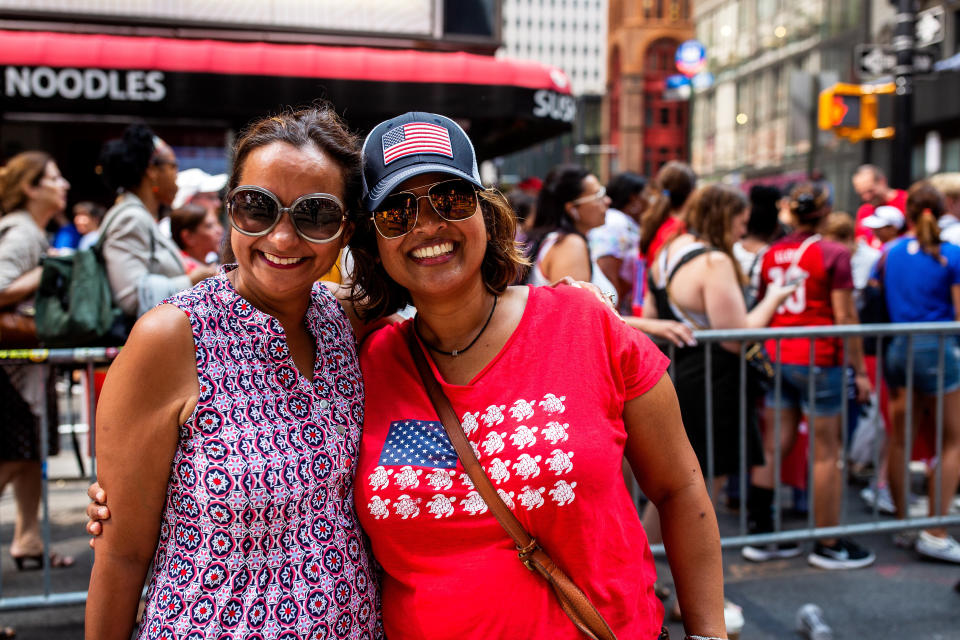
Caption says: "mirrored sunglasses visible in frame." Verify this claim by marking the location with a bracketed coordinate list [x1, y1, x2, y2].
[226, 185, 346, 244]
[371, 178, 480, 239]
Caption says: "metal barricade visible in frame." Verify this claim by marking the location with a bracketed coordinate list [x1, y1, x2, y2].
[0, 347, 118, 611]
[647, 321, 960, 554]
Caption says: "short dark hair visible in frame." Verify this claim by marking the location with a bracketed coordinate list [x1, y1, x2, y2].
[348, 189, 527, 321]
[606, 171, 646, 211]
[747, 184, 781, 239]
[98, 123, 156, 193]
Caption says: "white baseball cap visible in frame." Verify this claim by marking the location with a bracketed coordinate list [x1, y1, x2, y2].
[172, 168, 228, 210]
[861, 205, 905, 230]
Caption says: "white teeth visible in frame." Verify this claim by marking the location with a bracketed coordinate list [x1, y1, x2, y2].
[411, 242, 454, 259]
[263, 252, 302, 266]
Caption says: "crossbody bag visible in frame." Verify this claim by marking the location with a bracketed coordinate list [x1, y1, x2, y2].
[405, 329, 618, 640]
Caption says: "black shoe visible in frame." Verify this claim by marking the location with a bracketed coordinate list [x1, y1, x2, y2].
[808, 538, 875, 570]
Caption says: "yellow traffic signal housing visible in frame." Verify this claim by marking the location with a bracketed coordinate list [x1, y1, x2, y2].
[818, 82, 894, 142]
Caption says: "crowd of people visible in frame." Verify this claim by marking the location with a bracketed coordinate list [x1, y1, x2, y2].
[1, 107, 959, 639]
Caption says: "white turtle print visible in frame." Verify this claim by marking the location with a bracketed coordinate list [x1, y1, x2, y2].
[426, 468, 455, 491]
[470, 441, 483, 461]
[394, 465, 423, 490]
[461, 411, 481, 437]
[368, 465, 392, 491]
[460, 471, 475, 490]
[487, 458, 512, 485]
[426, 494, 457, 519]
[368, 496, 391, 520]
[508, 399, 536, 422]
[538, 393, 566, 415]
[518, 486, 546, 510]
[393, 494, 421, 519]
[509, 425, 538, 450]
[481, 404, 506, 427]
[546, 449, 574, 475]
[542, 421, 570, 445]
[549, 480, 578, 506]
[512, 453, 542, 480]
[481, 431, 507, 456]
[496, 489, 516, 510]
[461, 491, 488, 515]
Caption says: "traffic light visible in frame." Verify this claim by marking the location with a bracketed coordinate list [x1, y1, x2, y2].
[818, 82, 894, 142]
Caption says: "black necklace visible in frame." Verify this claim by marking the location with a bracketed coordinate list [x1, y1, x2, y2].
[415, 295, 498, 357]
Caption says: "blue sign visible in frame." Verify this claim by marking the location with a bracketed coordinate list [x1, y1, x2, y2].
[676, 40, 707, 77]
[666, 74, 691, 89]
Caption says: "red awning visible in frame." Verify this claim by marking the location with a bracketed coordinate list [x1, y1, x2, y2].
[0, 29, 571, 93]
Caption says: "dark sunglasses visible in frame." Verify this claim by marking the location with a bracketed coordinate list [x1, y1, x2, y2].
[371, 178, 480, 239]
[226, 185, 347, 244]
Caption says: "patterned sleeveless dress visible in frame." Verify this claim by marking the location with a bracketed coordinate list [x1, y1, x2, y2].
[137, 268, 383, 640]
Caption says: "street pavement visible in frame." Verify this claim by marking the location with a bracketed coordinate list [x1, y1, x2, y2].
[2, 447, 959, 639]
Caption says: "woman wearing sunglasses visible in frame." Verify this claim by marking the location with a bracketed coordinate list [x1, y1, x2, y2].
[345, 112, 726, 639]
[85, 107, 383, 639]
[86, 109, 725, 640]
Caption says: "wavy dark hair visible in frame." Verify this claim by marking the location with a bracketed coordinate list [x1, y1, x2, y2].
[639, 161, 696, 256]
[906, 180, 946, 264]
[221, 104, 363, 262]
[348, 188, 527, 321]
[0, 151, 52, 215]
[98, 123, 157, 193]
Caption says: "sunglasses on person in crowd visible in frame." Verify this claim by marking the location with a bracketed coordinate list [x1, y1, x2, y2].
[226, 185, 347, 243]
[371, 178, 481, 239]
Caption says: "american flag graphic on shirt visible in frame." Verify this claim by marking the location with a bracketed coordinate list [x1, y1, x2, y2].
[381, 123, 454, 165]
[378, 419, 458, 468]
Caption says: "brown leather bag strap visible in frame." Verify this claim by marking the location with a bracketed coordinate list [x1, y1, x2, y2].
[406, 329, 618, 640]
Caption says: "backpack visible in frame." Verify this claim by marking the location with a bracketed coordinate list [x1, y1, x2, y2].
[34, 204, 132, 347]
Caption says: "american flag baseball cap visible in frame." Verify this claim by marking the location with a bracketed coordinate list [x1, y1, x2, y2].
[361, 112, 483, 211]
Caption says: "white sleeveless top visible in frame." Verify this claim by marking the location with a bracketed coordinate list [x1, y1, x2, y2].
[529, 231, 618, 306]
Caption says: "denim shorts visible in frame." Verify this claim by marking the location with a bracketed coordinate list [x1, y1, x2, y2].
[884, 334, 960, 394]
[765, 364, 844, 417]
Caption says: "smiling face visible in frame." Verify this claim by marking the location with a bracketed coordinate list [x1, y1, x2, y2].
[374, 171, 487, 302]
[230, 141, 349, 309]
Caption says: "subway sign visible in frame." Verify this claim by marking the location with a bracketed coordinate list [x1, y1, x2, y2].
[5, 66, 166, 102]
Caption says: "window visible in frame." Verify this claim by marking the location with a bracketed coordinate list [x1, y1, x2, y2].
[660, 107, 670, 125]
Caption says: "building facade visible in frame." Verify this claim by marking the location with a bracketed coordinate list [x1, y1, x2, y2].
[495, 0, 607, 182]
[605, 0, 694, 179]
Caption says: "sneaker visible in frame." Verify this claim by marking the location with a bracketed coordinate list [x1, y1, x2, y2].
[724, 599, 744, 639]
[742, 542, 802, 562]
[860, 485, 896, 515]
[808, 538, 876, 570]
[915, 531, 960, 564]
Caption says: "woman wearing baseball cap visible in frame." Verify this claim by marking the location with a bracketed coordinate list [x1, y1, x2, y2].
[347, 112, 726, 639]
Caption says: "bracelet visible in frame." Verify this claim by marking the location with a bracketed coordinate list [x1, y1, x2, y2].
[685, 635, 727, 640]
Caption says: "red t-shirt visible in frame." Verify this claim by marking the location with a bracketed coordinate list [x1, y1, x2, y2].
[356, 286, 668, 640]
[758, 232, 853, 366]
[855, 189, 907, 249]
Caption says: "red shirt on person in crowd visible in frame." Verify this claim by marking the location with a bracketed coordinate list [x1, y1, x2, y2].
[855, 189, 907, 249]
[632, 216, 687, 315]
[355, 285, 668, 640]
[758, 231, 854, 366]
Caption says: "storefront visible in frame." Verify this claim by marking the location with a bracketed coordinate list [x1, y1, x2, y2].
[1, 29, 575, 202]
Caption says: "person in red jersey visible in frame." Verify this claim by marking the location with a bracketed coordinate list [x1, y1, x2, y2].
[852, 164, 907, 250]
[743, 183, 875, 570]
